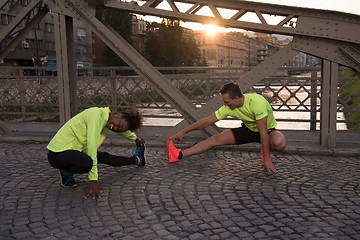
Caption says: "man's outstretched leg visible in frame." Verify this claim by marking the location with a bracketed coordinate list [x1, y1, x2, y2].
[167, 130, 234, 163]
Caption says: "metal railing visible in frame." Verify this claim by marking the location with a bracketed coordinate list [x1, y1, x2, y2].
[0, 66, 359, 130]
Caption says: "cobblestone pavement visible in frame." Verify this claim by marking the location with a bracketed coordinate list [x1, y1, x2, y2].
[1, 142, 360, 240]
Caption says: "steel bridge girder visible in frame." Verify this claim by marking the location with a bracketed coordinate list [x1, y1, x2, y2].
[105, 0, 360, 45]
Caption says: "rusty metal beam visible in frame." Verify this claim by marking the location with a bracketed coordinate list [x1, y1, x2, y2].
[55, 0, 220, 136]
[292, 36, 360, 74]
[161, 41, 300, 139]
[320, 60, 339, 148]
[0, 0, 42, 43]
[53, 11, 77, 124]
[105, 0, 360, 45]
[0, 5, 49, 61]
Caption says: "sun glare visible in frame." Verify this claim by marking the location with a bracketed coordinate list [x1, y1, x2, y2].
[204, 24, 224, 35]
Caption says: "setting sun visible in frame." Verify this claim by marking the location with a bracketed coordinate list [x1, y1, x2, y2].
[204, 24, 224, 35]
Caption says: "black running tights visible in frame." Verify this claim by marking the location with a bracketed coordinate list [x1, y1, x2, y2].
[47, 150, 135, 174]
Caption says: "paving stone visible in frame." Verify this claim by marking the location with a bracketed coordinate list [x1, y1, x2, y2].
[0, 143, 359, 239]
[187, 233, 204, 240]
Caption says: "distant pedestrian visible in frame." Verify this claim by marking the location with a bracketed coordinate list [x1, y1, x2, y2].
[47, 107, 145, 199]
[167, 82, 286, 173]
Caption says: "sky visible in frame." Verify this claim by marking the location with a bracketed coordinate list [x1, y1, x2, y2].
[250, 0, 360, 15]
[138, 0, 360, 33]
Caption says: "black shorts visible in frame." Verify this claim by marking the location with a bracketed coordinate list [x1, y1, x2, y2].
[230, 123, 276, 145]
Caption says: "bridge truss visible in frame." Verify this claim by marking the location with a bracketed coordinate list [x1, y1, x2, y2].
[0, 0, 359, 147]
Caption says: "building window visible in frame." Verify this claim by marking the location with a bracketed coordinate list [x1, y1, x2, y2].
[1, 14, 14, 25]
[77, 45, 87, 55]
[46, 42, 55, 51]
[33, 40, 43, 50]
[132, 22, 137, 35]
[34, 22, 41, 30]
[20, 0, 28, 6]
[45, 23, 54, 33]
[77, 28, 86, 38]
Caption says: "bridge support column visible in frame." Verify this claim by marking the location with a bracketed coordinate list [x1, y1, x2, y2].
[320, 60, 338, 148]
[54, 13, 77, 125]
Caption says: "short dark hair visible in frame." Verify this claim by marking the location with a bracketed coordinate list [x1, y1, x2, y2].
[219, 83, 243, 99]
[120, 108, 143, 131]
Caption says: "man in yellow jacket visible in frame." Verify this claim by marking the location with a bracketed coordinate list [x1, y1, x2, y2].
[47, 107, 145, 199]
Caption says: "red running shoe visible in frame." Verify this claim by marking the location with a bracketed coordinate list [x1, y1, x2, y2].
[167, 140, 181, 163]
[261, 148, 271, 165]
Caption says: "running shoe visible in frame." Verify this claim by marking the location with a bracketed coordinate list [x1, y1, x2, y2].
[59, 170, 77, 187]
[261, 148, 271, 165]
[134, 143, 146, 166]
[167, 140, 181, 163]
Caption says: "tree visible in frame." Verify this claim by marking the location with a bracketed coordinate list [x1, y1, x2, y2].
[145, 19, 206, 66]
[102, 8, 133, 66]
[86, 0, 133, 66]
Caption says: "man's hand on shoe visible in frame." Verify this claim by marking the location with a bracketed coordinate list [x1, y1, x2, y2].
[170, 131, 185, 144]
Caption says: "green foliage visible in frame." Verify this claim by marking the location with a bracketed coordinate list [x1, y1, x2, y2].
[103, 8, 133, 66]
[86, 0, 133, 66]
[339, 69, 360, 130]
[145, 19, 206, 66]
[33, 116, 43, 122]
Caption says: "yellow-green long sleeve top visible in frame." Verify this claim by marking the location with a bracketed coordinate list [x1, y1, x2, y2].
[46, 107, 137, 180]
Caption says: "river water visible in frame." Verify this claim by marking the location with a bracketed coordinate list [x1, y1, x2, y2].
[143, 112, 347, 131]
[141, 71, 348, 130]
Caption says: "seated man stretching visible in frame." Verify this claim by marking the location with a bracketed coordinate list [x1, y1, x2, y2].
[167, 82, 286, 173]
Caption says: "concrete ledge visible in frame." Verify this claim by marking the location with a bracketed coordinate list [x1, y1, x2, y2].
[1, 134, 359, 157]
[1, 122, 359, 156]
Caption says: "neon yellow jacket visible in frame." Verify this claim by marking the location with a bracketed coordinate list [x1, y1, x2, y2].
[46, 107, 137, 180]
[215, 93, 277, 132]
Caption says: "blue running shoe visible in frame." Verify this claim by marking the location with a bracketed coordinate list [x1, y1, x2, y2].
[134, 143, 146, 166]
[59, 170, 77, 187]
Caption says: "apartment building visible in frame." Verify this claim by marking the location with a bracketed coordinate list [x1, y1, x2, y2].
[0, 0, 93, 68]
[194, 31, 260, 67]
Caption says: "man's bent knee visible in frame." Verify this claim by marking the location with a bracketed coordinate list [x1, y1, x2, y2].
[271, 141, 286, 152]
[270, 131, 286, 152]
